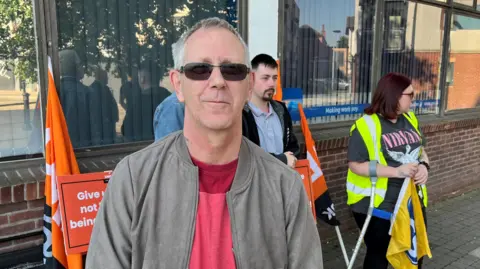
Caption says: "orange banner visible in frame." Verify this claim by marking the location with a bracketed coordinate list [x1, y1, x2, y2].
[44, 57, 83, 269]
[56, 171, 112, 255]
[273, 59, 283, 101]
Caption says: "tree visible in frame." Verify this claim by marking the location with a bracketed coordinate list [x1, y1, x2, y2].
[0, 0, 238, 83]
[55, 0, 238, 80]
[336, 36, 348, 48]
[0, 0, 37, 82]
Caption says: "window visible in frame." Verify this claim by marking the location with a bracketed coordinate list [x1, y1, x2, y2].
[381, 2, 444, 115]
[454, 0, 474, 8]
[446, 61, 455, 86]
[280, 0, 366, 123]
[54, 0, 238, 148]
[447, 14, 480, 110]
[385, 15, 405, 51]
[0, 2, 43, 159]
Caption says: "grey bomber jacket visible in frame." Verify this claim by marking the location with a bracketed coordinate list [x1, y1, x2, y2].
[86, 131, 323, 269]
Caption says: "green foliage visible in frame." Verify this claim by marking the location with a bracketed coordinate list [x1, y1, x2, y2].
[0, 0, 238, 82]
[336, 36, 349, 48]
[0, 0, 37, 82]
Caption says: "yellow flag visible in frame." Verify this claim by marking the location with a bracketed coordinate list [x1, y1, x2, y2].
[387, 178, 432, 268]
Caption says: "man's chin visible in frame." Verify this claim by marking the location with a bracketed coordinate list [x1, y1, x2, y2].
[201, 116, 235, 131]
[262, 96, 273, 102]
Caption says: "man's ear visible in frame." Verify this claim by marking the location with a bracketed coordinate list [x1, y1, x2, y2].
[170, 69, 184, 102]
[247, 72, 254, 101]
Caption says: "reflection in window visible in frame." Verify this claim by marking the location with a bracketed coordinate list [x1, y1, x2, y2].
[0, 2, 43, 159]
[453, 0, 474, 7]
[55, 0, 238, 147]
[448, 14, 480, 110]
[385, 15, 405, 51]
[381, 2, 444, 115]
[446, 61, 454, 86]
[281, 0, 367, 123]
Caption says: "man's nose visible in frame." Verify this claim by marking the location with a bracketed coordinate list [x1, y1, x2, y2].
[268, 77, 276, 87]
[209, 66, 226, 89]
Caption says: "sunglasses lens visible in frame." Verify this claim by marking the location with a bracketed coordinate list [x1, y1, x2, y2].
[183, 63, 212, 80]
[181, 63, 249, 81]
[220, 64, 249, 81]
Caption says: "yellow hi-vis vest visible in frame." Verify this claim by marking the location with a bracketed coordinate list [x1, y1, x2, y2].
[346, 112, 428, 208]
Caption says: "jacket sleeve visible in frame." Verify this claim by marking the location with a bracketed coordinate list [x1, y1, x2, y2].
[85, 158, 134, 269]
[271, 153, 288, 164]
[286, 173, 323, 268]
[282, 102, 301, 157]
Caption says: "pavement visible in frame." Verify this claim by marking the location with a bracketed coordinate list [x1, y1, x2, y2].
[322, 189, 480, 269]
[10, 189, 480, 269]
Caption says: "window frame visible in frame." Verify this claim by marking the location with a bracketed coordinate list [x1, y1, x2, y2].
[275, 0, 480, 124]
[29, 0, 249, 160]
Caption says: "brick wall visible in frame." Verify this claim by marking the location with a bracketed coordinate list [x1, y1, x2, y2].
[0, 155, 121, 256]
[0, 114, 479, 256]
[0, 181, 45, 254]
[447, 53, 480, 110]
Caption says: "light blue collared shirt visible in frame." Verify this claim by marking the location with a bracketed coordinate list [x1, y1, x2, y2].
[248, 101, 284, 155]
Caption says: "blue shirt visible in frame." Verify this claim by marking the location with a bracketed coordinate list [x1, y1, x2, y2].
[153, 93, 185, 141]
[248, 101, 284, 155]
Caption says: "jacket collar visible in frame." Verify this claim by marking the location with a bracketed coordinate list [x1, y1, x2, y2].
[174, 132, 253, 193]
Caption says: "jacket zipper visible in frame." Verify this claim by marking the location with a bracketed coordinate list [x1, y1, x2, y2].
[232, 248, 239, 269]
[227, 192, 241, 269]
[184, 169, 199, 269]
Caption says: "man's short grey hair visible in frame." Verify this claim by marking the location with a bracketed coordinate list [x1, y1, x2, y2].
[172, 17, 250, 70]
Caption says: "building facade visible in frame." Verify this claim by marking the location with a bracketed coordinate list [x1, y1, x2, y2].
[0, 0, 479, 266]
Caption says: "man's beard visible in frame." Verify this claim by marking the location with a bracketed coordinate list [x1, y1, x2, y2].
[262, 88, 275, 102]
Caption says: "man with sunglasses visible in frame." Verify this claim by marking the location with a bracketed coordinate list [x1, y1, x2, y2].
[87, 17, 323, 269]
[242, 54, 300, 168]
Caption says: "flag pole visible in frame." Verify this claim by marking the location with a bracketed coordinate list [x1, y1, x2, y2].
[335, 226, 350, 266]
[347, 175, 378, 269]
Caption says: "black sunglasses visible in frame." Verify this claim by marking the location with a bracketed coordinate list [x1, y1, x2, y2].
[179, 63, 250, 81]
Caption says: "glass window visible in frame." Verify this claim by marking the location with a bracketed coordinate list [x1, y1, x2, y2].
[0, 1, 43, 159]
[381, 2, 444, 115]
[447, 14, 480, 110]
[384, 2, 406, 52]
[453, 0, 474, 7]
[446, 61, 455, 86]
[280, 0, 369, 123]
[54, 0, 238, 148]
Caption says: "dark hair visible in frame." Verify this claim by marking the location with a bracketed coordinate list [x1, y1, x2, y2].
[364, 72, 412, 119]
[251, 53, 278, 70]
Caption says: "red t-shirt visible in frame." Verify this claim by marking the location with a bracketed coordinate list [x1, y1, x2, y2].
[188, 157, 238, 269]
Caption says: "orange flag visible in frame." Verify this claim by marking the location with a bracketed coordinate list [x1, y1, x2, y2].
[273, 59, 283, 101]
[43, 58, 83, 269]
[298, 103, 339, 226]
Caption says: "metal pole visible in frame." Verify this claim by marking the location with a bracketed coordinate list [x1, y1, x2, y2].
[21, 80, 31, 130]
[438, 0, 453, 117]
[347, 180, 377, 269]
[32, 0, 49, 155]
[335, 226, 350, 266]
[370, 0, 385, 99]
[331, 50, 335, 90]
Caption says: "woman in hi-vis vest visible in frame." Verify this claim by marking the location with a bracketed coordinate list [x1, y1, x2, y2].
[347, 73, 429, 268]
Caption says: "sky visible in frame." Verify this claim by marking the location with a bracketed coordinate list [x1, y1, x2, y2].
[454, 14, 480, 30]
[295, 0, 355, 46]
